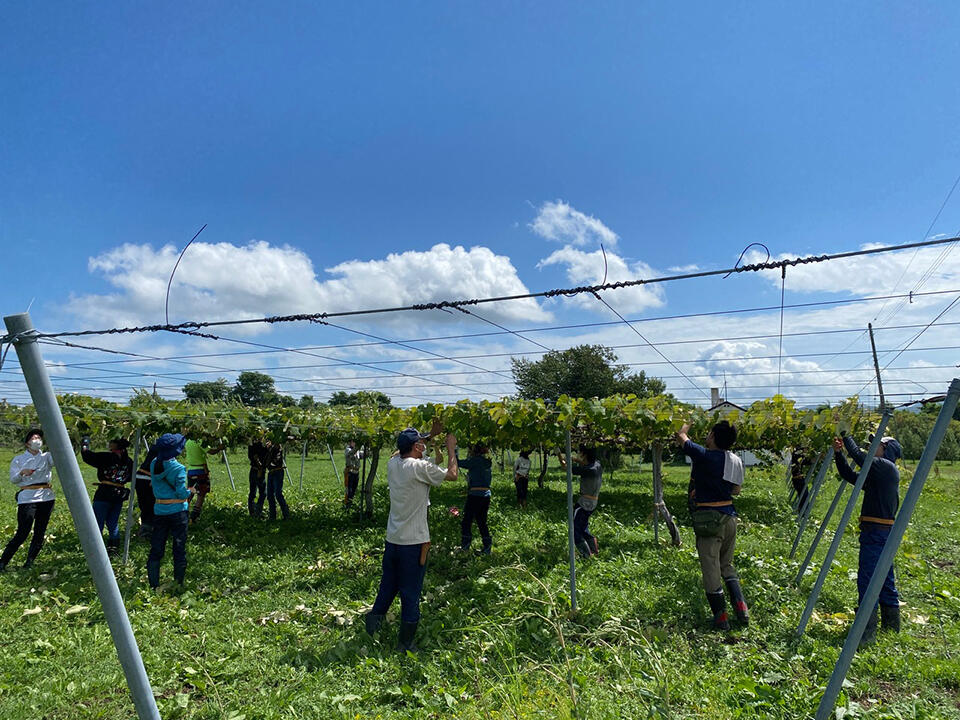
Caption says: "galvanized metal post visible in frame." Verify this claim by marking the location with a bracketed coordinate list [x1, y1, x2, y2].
[868, 322, 886, 411]
[816, 379, 960, 719]
[299, 440, 307, 491]
[221, 441, 236, 491]
[789, 447, 833, 559]
[795, 476, 848, 584]
[122, 427, 142, 565]
[651, 442, 662, 546]
[4, 313, 160, 720]
[564, 429, 577, 612]
[792, 456, 819, 513]
[795, 412, 891, 637]
[327, 443, 339, 483]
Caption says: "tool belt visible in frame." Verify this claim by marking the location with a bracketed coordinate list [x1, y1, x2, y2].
[691, 507, 730, 537]
[695, 500, 734, 508]
[20, 483, 52, 491]
[156, 498, 186, 505]
[580, 493, 598, 501]
[97, 480, 127, 488]
[860, 515, 895, 526]
[469, 486, 491, 493]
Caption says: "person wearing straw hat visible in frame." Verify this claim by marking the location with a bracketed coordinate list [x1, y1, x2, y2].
[1, 429, 56, 572]
[833, 431, 903, 645]
[147, 433, 192, 589]
[365, 420, 456, 653]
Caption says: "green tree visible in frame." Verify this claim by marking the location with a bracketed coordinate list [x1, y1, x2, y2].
[510, 344, 666, 402]
[298, 394, 319, 408]
[183, 378, 231, 403]
[328, 390, 393, 409]
[232, 371, 279, 406]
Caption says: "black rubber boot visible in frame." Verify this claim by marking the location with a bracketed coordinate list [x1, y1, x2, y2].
[478, 539, 492, 556]
[724, 577, 750, 626]
[365, 612, 385, 636]
[397, 621, 419, 653]
[22, 557, 35, 571]
[858, 606, 879, 648]
[706, 591, 730, 631]
[880, 604, 901, 633]
[107, 538, 121, 556]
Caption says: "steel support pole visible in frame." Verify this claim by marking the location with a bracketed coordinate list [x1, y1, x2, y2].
[4, 313, 160, 720]
[327, 443, 339, 483]
[122, 427, 142, 565]
[789, 447, 833, 559]
[792, 456, 819, 513]
[795, 476, 848, 584]
[299, 440, 307, 491]
[795, 412, 890, 637]
[816, 379, 960, 719]
[564, 429, 577, 613]
[221, 442, 236, 491]
[651, 442, 662, 546]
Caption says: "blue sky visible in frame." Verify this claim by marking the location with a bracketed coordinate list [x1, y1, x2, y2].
[2, 2, 959, 407]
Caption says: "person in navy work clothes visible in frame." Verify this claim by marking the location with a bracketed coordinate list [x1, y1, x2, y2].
[833, 432, 903, 646]
[457, 444, 493, 554]
[677, 420, 749, 630]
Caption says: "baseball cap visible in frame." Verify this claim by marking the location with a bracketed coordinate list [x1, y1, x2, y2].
[869, 434, 902, 461]
[397, 427, 430, 453]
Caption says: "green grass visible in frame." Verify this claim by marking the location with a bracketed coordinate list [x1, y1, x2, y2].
[1, 450, 959, 719]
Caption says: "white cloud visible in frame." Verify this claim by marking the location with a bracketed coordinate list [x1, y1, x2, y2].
[529, 200, 619, 248]
[538, 246, 665, 314]
[69, 240, 551, 332]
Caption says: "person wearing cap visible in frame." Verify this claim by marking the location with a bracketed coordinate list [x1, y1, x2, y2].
[833, 431, 903, 645]
[557, 445, 604, 559]
[80, 436, 134, 555]
[365, 420, 457, 652]
[147, 433, 193, 589]
[676, 420, 749, 631]
[457, 443, 493, 554]
[1, 429, 56, 571]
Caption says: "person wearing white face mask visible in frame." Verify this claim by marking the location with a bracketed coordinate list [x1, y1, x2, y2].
[1, 429, 56, 571]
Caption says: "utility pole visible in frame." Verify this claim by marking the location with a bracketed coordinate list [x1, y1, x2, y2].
[868, 323, 886, 410]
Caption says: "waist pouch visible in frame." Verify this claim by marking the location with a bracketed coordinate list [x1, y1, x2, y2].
[691, 509, 728, 538]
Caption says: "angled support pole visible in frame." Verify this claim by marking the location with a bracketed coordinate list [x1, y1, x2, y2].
[816, 379, 960, 719]
[789, 447, 834, 559]
[221, 442, 236, 491]
[122, 427, 143, 565]
[4, 312, 160, 720]
[792, 455, 820, 514]
[795, 411, 891, 637]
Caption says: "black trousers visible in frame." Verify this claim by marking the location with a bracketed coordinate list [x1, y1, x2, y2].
[248, 469, 266, 517]
[345, 470, 360, 503]
[1, 500, 55, 566]
[135, 472, 155, 527]
[461, 494, 491, 548]
[514, 475, 529, 502]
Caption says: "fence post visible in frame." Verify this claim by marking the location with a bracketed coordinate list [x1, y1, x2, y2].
[327, 443, 339, 483]
[299, 440, 307, 491]
[792, 455, 820, 514]
[122, 427, 143, 565]
[789, 447, 833, 559]
[564, 429, 577, 613]
[3, 312, 161, 720]
[651, 442, 661, 546]
[795, 411, 891, 637]
[815, 378, 960, 719]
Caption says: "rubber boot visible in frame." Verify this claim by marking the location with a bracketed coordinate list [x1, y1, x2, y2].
[858, 606, 879, 648]
[397, 621, 419, 653]
[365, 612, 385, 636]
[147, 559, 161, 589]
[880, 604, 901, 633]
[138, 523, 153, 540]
[724, 577, 750, 626]
[22, 556, 35, 571]
[478, 538, 492, 556]
[189, 509, 201, 523]
[706, 591, 730, 631]
[107, 538, 121, 557]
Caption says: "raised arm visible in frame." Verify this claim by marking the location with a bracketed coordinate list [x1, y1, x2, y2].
[842, 434, 867, 467]
[444, 433, 459, 481]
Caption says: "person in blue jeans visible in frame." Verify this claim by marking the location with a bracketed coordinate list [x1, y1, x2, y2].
[147, 433, 192, 589]
[558, 446, 603, 558]
[265, 440, 289, 520]
[457, 444, 493, 554]
[833, 432, 903, 646]
[80, 437, 133, 555]
[366, 422, 458, 652]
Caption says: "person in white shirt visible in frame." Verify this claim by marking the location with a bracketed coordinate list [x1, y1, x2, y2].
[513, 450, 532, 508]
[365, 421, 457, 652]
[1, 429, 56, 571]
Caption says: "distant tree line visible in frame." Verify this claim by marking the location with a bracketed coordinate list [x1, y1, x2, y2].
[182, 373, 394, 409]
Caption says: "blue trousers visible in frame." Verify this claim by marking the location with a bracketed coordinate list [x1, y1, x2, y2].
[370, 541, 428, 623]
[92, 499, 124, 541]
[147, 511, 188, 587]
[859, 527, 899, 609]
[267, 469, 289, 520]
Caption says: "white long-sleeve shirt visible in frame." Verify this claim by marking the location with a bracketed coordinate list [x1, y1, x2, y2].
[513, 455, 532, 478]
[10, 450, 55, 504]
[385, 455, 447, 545]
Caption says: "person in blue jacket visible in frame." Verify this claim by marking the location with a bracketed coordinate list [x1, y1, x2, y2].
[457, 444, 493, 554]
[146, 433, 193, 589]
[833, 432, 903, 645]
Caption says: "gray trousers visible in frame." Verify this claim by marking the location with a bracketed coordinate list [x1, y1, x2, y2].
[695, 513, 738, 593]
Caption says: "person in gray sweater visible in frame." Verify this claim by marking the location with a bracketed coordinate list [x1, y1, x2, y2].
[558, 446, 602, 558]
